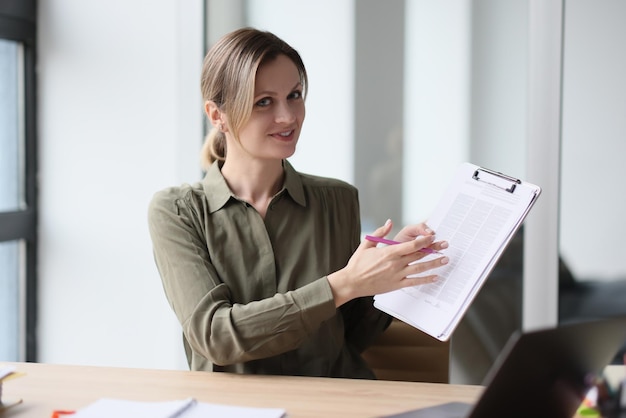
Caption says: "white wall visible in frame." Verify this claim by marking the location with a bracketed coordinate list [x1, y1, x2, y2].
[37, 0, 204, 369]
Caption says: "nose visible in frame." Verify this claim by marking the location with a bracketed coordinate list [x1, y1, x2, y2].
[275, 100, 297, 124]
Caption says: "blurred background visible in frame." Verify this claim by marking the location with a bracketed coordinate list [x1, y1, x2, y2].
[1, 0, 625, 384]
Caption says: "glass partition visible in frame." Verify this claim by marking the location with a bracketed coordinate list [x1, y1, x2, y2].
[559, 0, 626, 358]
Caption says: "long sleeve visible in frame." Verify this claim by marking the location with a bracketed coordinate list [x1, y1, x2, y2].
[148, 188, 337, 367]
[147, 161, 376, 378]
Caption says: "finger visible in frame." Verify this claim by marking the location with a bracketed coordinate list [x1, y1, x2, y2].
[404, 256, 449, 276]
[414, 237, 448, 255]
[431, 240, 449, 252]
[400, 274, 439, 288]
[371, 219, 393, 237]
[389, 234, 435, 256]
[415, 222, 435, 236]
[363, 220, 394, 247]
[394, 224, 421, 240]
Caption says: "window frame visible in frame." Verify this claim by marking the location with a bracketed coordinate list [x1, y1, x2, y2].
[0, 0, 38, 361]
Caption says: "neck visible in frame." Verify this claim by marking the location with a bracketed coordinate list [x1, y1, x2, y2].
[221, 158, 285, 217]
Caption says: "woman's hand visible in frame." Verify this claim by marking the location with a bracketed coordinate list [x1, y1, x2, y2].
[327, 220, 449, 307]
[393, 221, 447, 251]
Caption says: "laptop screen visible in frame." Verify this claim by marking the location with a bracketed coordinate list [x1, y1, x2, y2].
[469, 316, 626, 418]
[383, 316, 626, 418]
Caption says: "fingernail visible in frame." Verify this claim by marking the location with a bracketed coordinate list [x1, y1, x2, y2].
[440, 241, 449, 249]
[431, 276, 439, 283]
[440, 257, 449, 265]
[425, 228, 433, 234]
[384, 219, 391, 226]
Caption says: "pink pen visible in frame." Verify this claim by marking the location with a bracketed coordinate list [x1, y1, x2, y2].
[364, 235, 442, 255]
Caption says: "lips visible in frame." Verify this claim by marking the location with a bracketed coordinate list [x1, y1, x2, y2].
[271, 129, 295, 141]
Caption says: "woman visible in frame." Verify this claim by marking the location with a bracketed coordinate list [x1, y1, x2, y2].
[148, 27, 449, 379]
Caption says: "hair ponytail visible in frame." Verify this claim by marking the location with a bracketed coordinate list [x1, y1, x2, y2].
[200, 126, 226, 170]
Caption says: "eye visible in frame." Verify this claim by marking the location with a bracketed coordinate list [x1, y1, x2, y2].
[289, 90, 303, 100]
[255, 97, 272, 107]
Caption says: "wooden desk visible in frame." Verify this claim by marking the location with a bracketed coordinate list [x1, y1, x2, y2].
[1, 362, 482, 418]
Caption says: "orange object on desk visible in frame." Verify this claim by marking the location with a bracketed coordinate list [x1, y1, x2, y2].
[51, 410, 75, 418]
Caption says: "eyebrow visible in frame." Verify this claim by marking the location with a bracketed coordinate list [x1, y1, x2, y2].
[255, 82, 303, 98]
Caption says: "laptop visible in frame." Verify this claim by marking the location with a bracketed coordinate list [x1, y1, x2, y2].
[385, 316, 626, 418]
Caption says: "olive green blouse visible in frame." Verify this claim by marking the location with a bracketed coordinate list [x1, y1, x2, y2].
[148, 160, 390, 378]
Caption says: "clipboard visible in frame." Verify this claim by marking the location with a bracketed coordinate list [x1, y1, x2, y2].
[373, 162, 541, 341]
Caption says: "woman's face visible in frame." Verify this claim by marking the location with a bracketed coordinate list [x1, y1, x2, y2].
[231, 54, 305, 162]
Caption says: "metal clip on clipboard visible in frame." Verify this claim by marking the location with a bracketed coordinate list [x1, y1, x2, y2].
[472, 167, 522, 193]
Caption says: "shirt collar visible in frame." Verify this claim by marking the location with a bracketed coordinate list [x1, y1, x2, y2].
[202, 161, 232, 213]
[282, 159, 306, 207]
[202, 159, 306, 213]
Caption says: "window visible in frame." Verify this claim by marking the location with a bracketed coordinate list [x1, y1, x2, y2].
[0, 39, 23, 213]
[0, 0, 37, 361]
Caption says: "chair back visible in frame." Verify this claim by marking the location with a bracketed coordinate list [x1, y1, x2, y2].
[361, 319, 450, 383]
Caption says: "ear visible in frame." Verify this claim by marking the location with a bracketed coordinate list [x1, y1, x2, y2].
[204, 100, 227, 132]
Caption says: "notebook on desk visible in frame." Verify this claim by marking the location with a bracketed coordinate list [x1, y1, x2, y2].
[384, 316, 626, 418]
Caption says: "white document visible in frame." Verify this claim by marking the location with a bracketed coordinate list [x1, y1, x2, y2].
[0, 365, 23, 411]
[0, 365, 17, 380]
[374, 162, 541, 341]
[72, 397, 286, 418]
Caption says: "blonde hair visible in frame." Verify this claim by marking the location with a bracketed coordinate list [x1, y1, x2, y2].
[200, 27, 308, 169]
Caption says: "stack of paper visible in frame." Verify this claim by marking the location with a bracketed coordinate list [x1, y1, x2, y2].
[72, 397, 287, 418]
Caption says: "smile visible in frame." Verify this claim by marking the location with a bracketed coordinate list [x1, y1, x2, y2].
[272, 130, 295, 140]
